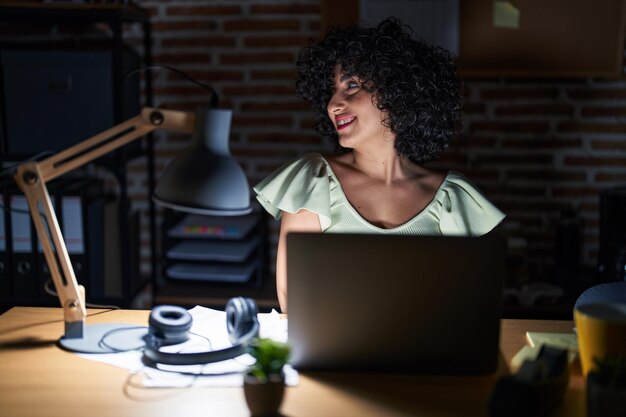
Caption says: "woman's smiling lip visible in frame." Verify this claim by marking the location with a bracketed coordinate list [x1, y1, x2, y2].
[336, 114, 356, 131]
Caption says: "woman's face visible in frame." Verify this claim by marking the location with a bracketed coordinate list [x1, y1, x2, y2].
[326, 65, 392, 150]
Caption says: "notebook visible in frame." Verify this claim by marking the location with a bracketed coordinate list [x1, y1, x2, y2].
[286, 233, 506, 375]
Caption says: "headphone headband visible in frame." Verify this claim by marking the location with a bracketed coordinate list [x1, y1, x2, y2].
[143, 297, 260, 366]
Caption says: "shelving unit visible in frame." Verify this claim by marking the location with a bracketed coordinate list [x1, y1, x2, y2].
[0, 3, 155, 308]
[155, 210, 278, 310]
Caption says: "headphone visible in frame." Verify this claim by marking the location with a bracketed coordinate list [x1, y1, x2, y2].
[143, 297, 259, 366]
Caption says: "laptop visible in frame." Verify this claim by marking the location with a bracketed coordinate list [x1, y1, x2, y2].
[286, 233, 506, 375]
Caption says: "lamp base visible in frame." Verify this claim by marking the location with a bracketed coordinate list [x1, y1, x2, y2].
[59, 323, 148, 353]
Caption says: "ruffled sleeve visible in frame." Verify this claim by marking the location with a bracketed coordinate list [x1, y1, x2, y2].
[435, 172, 505, 236]
[253, 153, 332, 230]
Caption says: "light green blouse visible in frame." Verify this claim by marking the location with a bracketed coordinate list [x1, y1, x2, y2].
[254, 153, 505, 236]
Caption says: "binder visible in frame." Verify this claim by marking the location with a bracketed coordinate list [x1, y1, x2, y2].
[35, 178, 65, 300]
[166, 262, 258, 283]
[9, 189, 39, 299]
[0, 179, 13, 298]
[55, 177, 104, 300]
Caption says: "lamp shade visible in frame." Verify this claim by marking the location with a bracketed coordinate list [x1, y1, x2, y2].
[153, 108, 252, 216]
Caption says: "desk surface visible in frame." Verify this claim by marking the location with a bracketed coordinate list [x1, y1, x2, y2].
[0, 307, 584, 417]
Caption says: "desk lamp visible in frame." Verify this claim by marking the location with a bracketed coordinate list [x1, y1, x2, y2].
[14, 107, 251, 353]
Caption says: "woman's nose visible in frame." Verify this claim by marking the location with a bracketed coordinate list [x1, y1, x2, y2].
[327, 92, 346, 115]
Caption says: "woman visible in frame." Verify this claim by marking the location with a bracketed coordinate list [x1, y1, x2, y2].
[254, 18, 505, 312]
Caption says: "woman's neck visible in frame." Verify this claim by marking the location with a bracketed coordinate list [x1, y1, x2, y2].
[345, 148, 419, 184]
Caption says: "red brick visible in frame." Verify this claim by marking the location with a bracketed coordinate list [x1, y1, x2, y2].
[595, 173, 626, 182]
[581, 106, 626, 117]
[481, 184, 547, 197]
[480, 88, 559, 100]
[506, 169, 587, 182]
[501, 137, 583, 149]
[579, 203, 600, 213]
[470, 121, 551, 134]
[299, 118, 317, 129]
[463, 168, 500, 180]
[462, 103, 486, 114]
[220, 52, 294, 64]
[250, 69, 299, 80]
[309, 20, 321, 33]
[474, 154, 554, 165]
[552, 187, 603, 197]
[494, 103, 573, 116]
[250, 4, 320, 14]
[161, 36, 236, 48]
[567, 89, 626, 100]
[153, 87, 213, 96]
[152, 21, 217, 31]
[590, 140, 626, 150]
[437, 151, 469, 164]
[223, 19, 300, 32]
[564, 156, 626, 166]
[244, 36, 310, 48]
[144, 6, 159, 17]
[240, 101, 309, 111]
[558, 122, 626, 133]
[223, 85, 295, 96]
[166, 6, 241, 16]
[232, 116, 292, 127]
[168, 70, 244, 82]
[152, 53, 211, 64]
[454, 135, 498, 147]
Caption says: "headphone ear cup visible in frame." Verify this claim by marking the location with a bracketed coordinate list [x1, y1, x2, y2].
[226, 297, 259, 343]
[148, 305, 192, 346]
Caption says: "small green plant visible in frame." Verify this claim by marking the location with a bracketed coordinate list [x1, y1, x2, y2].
[248, 338, 291, 383]
[591, 356, 626, 390]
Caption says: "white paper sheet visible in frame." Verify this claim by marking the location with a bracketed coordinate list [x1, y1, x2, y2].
[78, 306, 297, 388]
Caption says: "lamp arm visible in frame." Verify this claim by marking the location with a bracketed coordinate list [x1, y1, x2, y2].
[14, 107, 195, 338]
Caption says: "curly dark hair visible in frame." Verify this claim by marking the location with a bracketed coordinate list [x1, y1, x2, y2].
[296, 17, 462, 165]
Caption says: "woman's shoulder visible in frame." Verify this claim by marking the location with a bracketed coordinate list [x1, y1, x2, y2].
[253, 153, 334, 225]
[283, 152, 330, 174]
[435, 170, 505, 236]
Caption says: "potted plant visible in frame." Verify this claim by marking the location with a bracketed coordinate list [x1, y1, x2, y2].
[244, 338, 291, 417]
[587, 356, 626, 417]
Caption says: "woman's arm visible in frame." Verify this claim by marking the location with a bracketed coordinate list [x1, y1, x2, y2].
[276, 209, 322, 313]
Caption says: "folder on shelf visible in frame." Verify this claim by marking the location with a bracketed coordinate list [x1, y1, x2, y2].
[166, 236, 260, 263]
[167, 214, 259, 240]
[166, 261, 258, 283]
[55, 177, 105, 300]
[0, 179, 12, 297]
[9, 191, 39, 298]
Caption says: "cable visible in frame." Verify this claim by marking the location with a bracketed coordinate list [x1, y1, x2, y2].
[98, 325, 148, 352]
[123, 64, 219, 107]
[0, 150, 55, 178]
[44, 279, 121, 310]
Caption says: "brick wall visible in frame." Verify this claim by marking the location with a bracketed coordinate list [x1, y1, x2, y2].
[128, 0, 626, 284]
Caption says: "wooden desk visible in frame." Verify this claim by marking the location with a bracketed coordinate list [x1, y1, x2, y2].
[0, 307, 584, 417]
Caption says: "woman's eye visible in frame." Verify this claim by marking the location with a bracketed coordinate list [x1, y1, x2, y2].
[346, 80, 360, 90]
